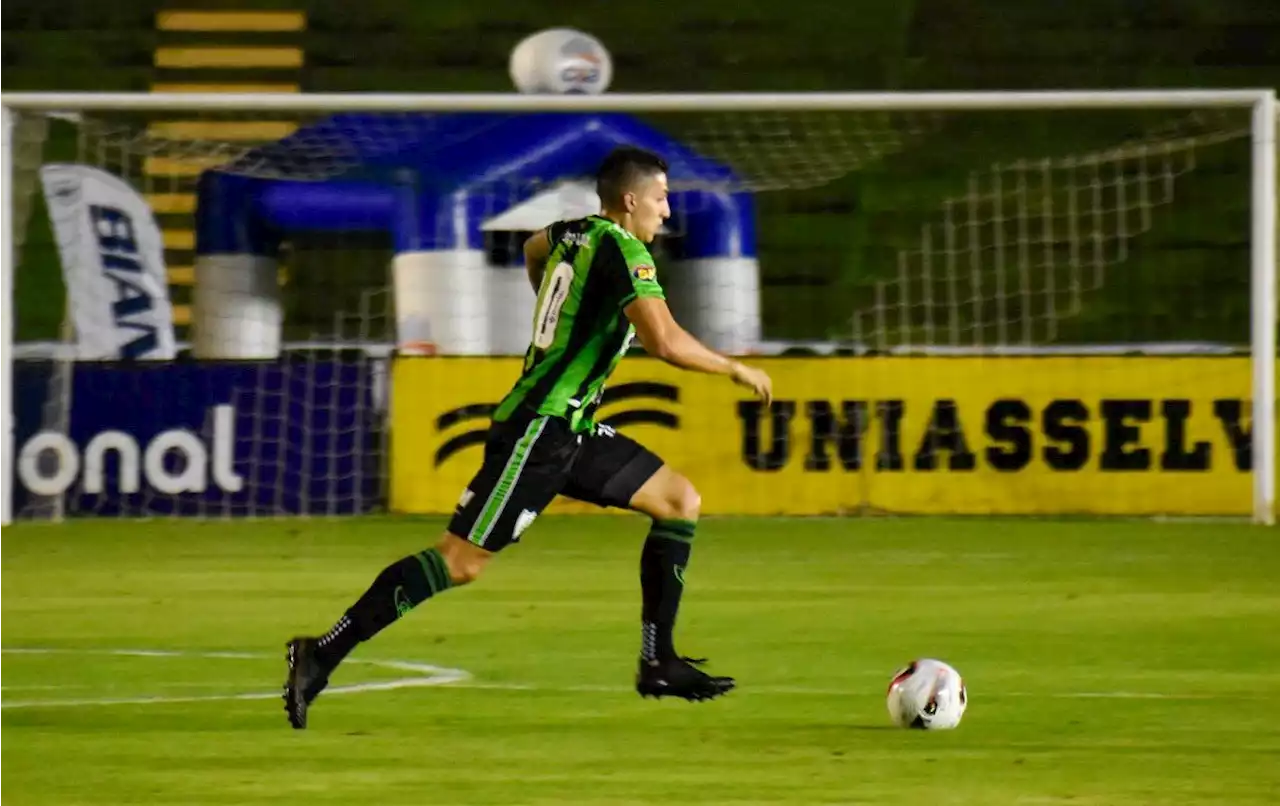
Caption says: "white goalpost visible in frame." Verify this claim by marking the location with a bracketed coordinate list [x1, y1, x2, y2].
[1, 89, 1275, 524]
[3, 104, 15, 527]
[1250, 91, 1279, 526]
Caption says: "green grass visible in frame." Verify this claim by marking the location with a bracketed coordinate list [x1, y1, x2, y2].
[4, 516, 1280, 804]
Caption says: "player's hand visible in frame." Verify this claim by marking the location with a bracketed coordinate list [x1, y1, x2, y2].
[729, 361, 773, 406]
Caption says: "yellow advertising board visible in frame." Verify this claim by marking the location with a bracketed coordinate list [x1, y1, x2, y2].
[391, 356, 1258, 516]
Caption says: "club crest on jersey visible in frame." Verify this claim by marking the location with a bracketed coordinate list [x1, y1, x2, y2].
[632, 264, 656, 282]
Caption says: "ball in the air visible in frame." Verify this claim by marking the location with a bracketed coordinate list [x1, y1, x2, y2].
[509, 28, 613, 95]
[886, 659, 968, 730]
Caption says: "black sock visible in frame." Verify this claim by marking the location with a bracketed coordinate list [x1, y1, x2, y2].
[314, 548, 454, 668]
[639, 519, 696, 663]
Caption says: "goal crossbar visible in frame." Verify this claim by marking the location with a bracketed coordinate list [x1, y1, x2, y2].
[0, 88, 1274, 113]
[1, 89, 1276, 524]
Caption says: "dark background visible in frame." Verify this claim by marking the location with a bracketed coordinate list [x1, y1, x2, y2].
[4, 0, 1278, 348]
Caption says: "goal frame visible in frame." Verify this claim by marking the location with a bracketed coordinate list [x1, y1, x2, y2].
[2, 89, 1275, 524]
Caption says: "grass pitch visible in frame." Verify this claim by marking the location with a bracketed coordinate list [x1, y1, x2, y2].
[4, 516, 1279, 805]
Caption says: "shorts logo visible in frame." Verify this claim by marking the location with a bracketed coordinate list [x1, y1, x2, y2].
[432, 383, 680, 466]
[513, 509, 538, 539]
[457, 488, 475, 510]
[632, 265, 656, 282]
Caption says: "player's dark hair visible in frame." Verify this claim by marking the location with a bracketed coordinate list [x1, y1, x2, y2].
[596, 146, 668, 208]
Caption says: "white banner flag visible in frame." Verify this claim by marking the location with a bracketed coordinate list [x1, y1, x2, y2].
[39, 164, 177, 360]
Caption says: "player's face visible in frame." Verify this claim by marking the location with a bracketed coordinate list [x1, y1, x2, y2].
[627, 172, 670, 243]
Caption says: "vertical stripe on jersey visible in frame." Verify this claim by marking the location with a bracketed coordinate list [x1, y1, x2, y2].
[568, 323, 630, 420]
[494, 217, 641, 428]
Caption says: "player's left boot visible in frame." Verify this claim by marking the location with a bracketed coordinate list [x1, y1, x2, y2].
[636, 655, 735, 701]
[283, 637, 332, 729]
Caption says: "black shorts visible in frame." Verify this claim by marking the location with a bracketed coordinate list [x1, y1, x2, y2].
[447, 406, 664, 551]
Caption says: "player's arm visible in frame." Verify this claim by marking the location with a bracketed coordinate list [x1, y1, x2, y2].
[522, 228, 554, 292]
[603, 233, 772, 402]
[625, 296, 772, 405]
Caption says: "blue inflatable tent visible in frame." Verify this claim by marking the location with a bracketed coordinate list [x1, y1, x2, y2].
[193, 112, 761, 356]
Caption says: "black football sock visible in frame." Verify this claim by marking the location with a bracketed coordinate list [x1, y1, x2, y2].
[639, 519, 696, 663]
[314, 548, 454, 668]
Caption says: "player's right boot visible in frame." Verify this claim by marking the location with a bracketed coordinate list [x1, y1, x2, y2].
[636, 656, 736, 702]
[283, 637, 332, 729]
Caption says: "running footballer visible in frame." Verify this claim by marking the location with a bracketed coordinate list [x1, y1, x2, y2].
[284, 146, 773, 729]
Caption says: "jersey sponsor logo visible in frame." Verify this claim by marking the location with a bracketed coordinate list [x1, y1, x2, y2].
[429, 382, 680, 466]
[632, 264, 657, 282]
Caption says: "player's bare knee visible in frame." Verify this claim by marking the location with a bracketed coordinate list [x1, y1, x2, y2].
[665, 474, 701, 522]
[436, 533, 492, 585]
[446, 557, 486, 585]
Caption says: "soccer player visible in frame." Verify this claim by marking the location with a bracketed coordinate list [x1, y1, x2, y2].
[284, 146, 773, 729]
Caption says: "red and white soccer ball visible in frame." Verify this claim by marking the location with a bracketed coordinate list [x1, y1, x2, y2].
[509, 28, 613, 95]
[886, 659, 968, 730]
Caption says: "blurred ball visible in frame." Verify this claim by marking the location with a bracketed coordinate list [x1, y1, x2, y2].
[886, 659, 968, 730]
[509, 28, 613, 95]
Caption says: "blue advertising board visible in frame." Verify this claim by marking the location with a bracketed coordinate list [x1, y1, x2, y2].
[12, 360, 383, 516]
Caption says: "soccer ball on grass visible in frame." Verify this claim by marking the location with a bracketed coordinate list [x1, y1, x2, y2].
[886, 658, 968, 730]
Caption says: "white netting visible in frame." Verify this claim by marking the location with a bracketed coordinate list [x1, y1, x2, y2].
[675, 110, 942, 191]
[11, 113, 391, 519]
[186, 110, 940, 192]
[851, 112, 1253, 351]
[10, 113, 50, 257]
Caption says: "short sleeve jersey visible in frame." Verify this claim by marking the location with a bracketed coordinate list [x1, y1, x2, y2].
[493, 215, 665, 432]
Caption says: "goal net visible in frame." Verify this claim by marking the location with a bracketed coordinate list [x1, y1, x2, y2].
[3, 92, 1275, 522]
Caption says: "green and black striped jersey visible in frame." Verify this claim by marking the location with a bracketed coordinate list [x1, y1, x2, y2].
[494, 215, 666, 433]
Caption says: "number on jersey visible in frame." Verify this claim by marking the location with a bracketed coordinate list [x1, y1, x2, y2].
[533, 262, 574, 350]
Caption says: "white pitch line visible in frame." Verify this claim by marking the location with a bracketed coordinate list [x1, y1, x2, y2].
[1, 648, 1239, 706]
[1, 648, 470, 709]
[3, 682, 244, 691]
